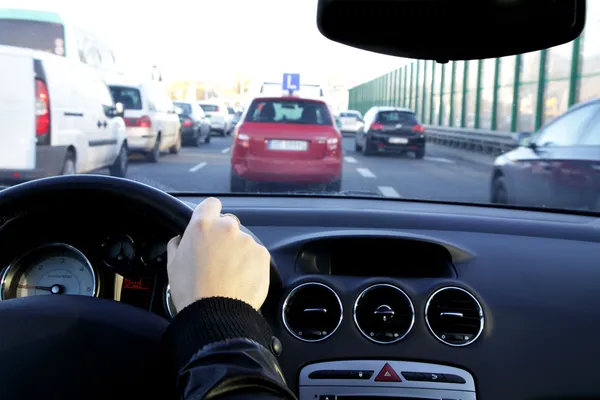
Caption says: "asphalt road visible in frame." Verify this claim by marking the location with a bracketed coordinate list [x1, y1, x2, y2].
[115, 135, 494, 203]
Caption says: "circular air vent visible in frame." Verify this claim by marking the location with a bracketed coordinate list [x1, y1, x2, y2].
[353, 283, 415, 344]
[425, 286, 484, 346]
[282, 282, 343, 342]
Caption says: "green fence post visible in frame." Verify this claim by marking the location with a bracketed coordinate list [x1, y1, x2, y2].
[461, 61, 469, 128]
[491, 58, 500, 130]
[421, 61, 428, 119]
[449, 62, 456, 127]
[429, 62, 436, 124]
[415, 61, 421, 118]
[402, 66, 408, 107]
[407, 63, 413, 109]
[474, 60, 483, 129]
[510, 55, 521, 132]
[438, 63, 445, 125]
[535, 49, 548, 130]
[568, 36, 581, 106]
[386, 72, 390, 105]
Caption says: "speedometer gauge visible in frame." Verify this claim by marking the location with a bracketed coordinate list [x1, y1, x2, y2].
[0, 243, 98, 300]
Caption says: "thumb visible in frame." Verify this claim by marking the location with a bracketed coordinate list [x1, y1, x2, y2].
[167, 235, 181, 259]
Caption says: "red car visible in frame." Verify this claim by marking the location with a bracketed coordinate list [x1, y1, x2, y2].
[230, 96, 343, 192]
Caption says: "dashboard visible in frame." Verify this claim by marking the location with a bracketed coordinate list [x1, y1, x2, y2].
[2, 193, 600, 400]
[0, 207, 177, 320]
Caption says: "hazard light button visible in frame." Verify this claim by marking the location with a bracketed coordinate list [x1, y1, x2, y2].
[374, 363, 402, 382]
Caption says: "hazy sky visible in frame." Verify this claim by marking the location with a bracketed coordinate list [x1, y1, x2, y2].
[7, 0, 408, 84]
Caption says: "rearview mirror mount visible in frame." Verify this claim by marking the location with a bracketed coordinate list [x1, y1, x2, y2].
[316, 0, 586, 61]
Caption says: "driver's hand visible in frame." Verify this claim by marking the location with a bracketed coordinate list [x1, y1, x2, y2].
[166, 197, 270, 312]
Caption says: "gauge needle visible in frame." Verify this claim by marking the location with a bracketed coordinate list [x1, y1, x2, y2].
[18, 284, 63, 294]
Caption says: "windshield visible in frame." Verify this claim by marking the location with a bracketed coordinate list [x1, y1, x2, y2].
[109, 86, 143, 110]
[173, 102, 192, 115]
[0, 18, 65, 55]
[1, 1, 599, 214]
[245, 99, 333, 125]
[199, 104, 219, 112]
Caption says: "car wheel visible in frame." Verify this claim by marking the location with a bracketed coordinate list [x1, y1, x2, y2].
[230, 174, 247, 192]
[204, 133, 211, 144]
[195, 133, 204, 147]
[61, 151, 76, 175]
[354, 140, 362, 152]
[110, 143, 128, 177]
[146, 135, 161, 163]
[362, 140, 372, 156]
[170, 134, 181, 154]
[325, 179, 342, 192]
[414, 148, 425, 159]
[491, 176, 509, 204]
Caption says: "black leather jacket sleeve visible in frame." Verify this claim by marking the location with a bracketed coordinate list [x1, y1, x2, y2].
[162, 297, 297, 400]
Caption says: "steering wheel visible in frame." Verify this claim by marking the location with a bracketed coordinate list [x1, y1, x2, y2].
[0, 175, 272, 400]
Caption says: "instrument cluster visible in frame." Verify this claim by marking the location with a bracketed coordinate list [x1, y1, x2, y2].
[0, 227, 178, 319]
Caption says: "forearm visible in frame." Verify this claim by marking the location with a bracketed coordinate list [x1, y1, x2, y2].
[162, 297, 296, 400]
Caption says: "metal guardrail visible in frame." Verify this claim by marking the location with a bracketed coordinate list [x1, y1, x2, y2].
[424, 125, 520, 155]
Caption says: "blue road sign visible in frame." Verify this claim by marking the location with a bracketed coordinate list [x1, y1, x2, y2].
[282, 73, 300, 91]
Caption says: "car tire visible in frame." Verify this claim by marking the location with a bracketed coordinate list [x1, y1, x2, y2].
[414, 148, 425, 159]
[230, 174, 247, 192]
[195, 133, 204, 147]
[204, 133, 211, 144]
[147, 135, 161, 163]
[354, 140, 362, 152]
[325, 179, 342, 192]
[362, 140, 372, 156]
[61, 151, 76, 175]
[170, 134, 181, 154]
[491, 176, 509, 204]
[110, 143, 128, 178]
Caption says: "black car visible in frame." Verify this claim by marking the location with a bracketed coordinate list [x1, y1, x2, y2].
[354, 107, 426, 158]
[491, 99, 600, 210]
[173, 101, 212, 146]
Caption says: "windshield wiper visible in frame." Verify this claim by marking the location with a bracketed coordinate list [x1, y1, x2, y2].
[285, 190, 382, 197]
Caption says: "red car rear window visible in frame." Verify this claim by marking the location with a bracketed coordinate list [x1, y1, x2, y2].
[245, 99, 333, 126]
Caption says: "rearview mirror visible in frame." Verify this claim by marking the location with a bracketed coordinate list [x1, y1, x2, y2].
[316, 0, 586, 61]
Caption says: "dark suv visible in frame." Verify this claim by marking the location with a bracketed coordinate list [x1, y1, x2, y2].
[354, 107, 426, 158]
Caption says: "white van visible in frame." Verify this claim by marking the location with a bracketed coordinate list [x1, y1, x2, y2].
[108, 79, 181, 162]
[0, 45, 128, 183]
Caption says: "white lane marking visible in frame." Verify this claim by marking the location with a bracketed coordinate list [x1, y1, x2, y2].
[356, 168, 376, 178]
[188, 162, 207, 172]
[221, 147, 230, 154]
[425, 156, 455, 164]
[344, 156, 358, 164]
[378, 186, 402, 198]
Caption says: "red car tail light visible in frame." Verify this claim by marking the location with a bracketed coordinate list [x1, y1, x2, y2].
[35, 79, 50, 136]
[412, 124, 425, 133]
[370, 122, 384, 131]
[182, 118, 193, 127]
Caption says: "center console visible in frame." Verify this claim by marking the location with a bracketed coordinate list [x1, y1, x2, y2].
[299, 360, 476, 400]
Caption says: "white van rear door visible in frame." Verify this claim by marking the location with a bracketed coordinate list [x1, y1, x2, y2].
[0, 45, 36, 169]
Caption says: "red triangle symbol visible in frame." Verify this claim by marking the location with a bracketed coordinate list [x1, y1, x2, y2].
[375, 363, 401, 382]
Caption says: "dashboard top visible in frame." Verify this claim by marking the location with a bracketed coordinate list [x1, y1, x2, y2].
[1, 189, 599, 400]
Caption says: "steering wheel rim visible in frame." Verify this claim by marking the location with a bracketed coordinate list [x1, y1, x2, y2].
[0, 175, 274, 400]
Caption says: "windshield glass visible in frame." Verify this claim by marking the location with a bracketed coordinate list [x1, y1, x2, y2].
[245, 99, 333, 125]
[109, 86, 143, 110]
[0, 1, 599, 213]
[0, 18, 65, 55]
[173, 102, 192, 115]
[199, 104, 219, 112]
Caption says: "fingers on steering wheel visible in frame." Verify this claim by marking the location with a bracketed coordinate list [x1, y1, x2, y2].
[194, 197, 222, 220]
[219, 214, 241, 233]
[167, 235, 181, 254]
